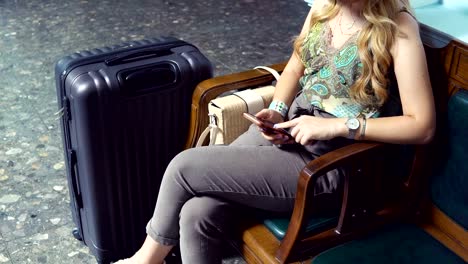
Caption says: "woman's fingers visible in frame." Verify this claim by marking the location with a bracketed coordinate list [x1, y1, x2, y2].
[295, 130, 303, 144]
[255, 109, 284, 124]
[255, 109, 271, 119]
[274, 118, 299, 129]
[259, 128, 293, 145]
[294, 129, 314, 145]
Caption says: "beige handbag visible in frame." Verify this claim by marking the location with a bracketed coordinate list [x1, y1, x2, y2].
[196, 66, 280, 146]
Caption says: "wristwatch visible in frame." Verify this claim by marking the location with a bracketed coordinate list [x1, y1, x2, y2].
[345, 117, 360, 139]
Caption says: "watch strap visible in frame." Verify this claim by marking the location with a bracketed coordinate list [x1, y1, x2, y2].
[346, 117, 360, 140]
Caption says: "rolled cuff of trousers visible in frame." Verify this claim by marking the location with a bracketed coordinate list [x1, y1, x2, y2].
[146, 219, 179, 246]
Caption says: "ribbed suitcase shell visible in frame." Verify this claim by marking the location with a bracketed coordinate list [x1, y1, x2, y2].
[55, 37, 212, 263]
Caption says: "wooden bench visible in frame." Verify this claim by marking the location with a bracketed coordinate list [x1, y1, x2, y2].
[184, 24, 468, 263]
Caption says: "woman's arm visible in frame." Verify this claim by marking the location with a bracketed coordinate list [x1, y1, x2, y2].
[270, 0, 328, 108]
[355, 12, 436, 144]
[275, 12, 436, 145]
[256, 2, 325, 126]
[265, 10, 310, 110]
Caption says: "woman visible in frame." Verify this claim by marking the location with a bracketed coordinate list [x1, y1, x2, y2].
[117, 0, 435, 263]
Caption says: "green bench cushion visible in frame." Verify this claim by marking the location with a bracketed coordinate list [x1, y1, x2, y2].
[311, 223, 465, 264]
[431, 89, 468, 230]
[263, 216, 338, 240]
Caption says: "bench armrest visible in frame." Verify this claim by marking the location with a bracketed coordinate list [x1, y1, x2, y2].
[277, 142, 388, 262]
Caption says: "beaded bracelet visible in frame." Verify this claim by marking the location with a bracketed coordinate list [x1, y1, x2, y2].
[268, 100, 289, 118]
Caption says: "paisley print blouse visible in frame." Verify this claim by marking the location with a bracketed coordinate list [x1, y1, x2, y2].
[299, 22, 379, 118]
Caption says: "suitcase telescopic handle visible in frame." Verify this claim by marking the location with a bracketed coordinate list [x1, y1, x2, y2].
[105, 49, 173, 66]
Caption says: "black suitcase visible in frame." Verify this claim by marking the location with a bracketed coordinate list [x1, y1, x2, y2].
[55, 37, 212, 263]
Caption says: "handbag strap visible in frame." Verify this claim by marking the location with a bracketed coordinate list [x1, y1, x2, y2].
[195, 114, 219, 147]
[233, 89, 264, 115]
[254, 66, 280, 81]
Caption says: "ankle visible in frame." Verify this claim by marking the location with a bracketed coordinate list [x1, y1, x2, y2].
[134, 236, 173, 264]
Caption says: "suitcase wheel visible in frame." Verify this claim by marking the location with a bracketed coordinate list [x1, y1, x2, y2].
[72, 228, 83, 241]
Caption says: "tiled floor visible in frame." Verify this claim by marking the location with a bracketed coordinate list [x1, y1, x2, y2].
[0, 0, 308, 263]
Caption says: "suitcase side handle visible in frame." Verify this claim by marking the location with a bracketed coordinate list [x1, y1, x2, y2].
[105, 49, 173, 66]
[68, 149, 83, 209]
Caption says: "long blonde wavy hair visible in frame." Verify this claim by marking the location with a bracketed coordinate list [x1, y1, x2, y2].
[294, 0, 413, 108]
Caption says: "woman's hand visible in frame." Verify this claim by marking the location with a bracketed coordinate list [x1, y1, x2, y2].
[274, 116, 346, 145]
[255, 109, 284, 123]
[255, 109, 292, 145]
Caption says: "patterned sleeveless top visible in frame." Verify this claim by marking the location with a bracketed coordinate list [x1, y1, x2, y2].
[299, 22, 379, 118]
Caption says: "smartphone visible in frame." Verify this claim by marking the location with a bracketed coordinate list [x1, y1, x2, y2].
[242, 113, 293, 139]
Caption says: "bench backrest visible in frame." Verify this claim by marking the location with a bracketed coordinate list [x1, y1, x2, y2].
[418, 29, 468, 260]
[431, 88, 468, 230]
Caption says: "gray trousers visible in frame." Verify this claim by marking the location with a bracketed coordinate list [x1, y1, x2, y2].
[145, 121, 344, 264]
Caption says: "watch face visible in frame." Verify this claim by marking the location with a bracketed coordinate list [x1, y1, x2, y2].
[347, 118, 360, 130]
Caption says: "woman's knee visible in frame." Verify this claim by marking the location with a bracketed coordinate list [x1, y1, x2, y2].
[180, 197, 217, 227]
[166, 148, 197, 172]
[179, 197, 234, 235]
[166, 147, 218, 174]
[164, 146, 228, 188]
[164, 148, 204, 182]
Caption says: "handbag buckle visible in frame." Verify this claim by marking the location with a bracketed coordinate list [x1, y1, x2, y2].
[208, 114, 218, 127]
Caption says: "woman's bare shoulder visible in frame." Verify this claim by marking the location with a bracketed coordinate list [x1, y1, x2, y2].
[394, 10, 420, 38]
[391, 11, 425, 65]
